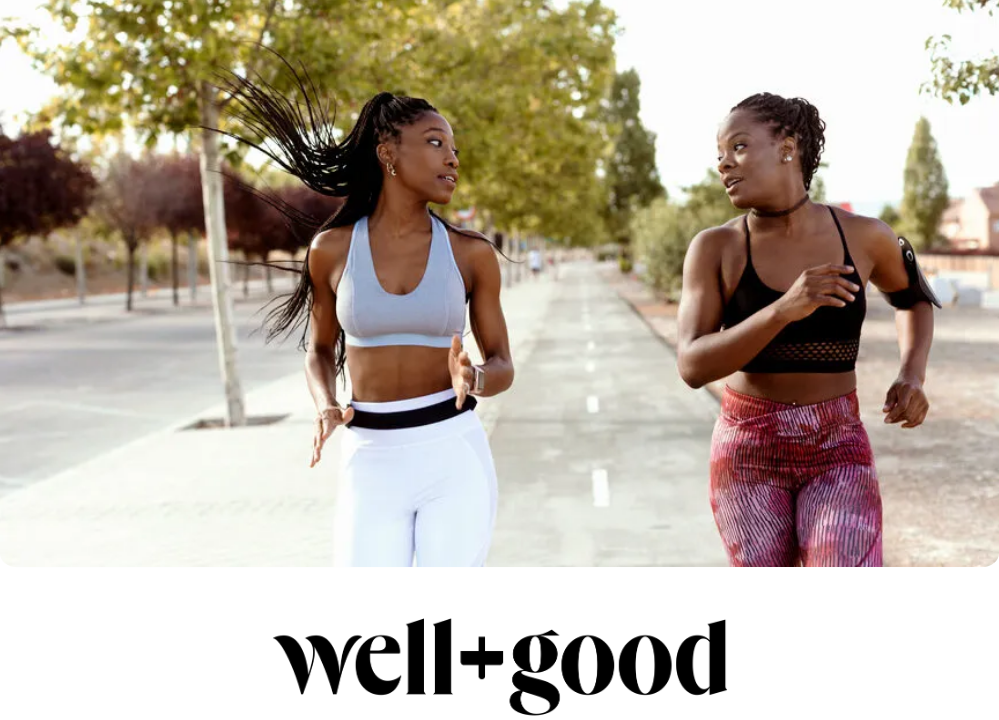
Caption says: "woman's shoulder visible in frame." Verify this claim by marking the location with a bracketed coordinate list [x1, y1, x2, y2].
[311, 224, 354, 255]
[308, 224, 355, 275]
[445, 224, 497, 259]
[688, 215, 746, 258]
[826, 205, 899, 252]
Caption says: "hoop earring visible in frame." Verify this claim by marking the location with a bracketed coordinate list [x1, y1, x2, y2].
[387, 162, 397, 177]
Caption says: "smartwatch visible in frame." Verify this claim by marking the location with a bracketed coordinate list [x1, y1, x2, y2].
[471, 365, 486, 394]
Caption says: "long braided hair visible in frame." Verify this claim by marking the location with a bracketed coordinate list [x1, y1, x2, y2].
[213, 50, 496, 385]
[733, 93, 826, 191]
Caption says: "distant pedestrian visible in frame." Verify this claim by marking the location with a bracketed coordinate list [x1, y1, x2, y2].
[528, 248, 543, 278]
[676, 92, 939, 567]
[217, 56, 515, 567]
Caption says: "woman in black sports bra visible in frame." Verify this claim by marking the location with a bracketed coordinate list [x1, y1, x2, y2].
[676, 93, 938, 567]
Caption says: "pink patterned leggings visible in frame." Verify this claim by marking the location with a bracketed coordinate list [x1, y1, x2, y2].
[709, 386, 883, 567]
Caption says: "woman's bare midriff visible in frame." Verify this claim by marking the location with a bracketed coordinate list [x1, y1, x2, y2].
[345, 345, 454, 402]
[726, 370, 858, 406]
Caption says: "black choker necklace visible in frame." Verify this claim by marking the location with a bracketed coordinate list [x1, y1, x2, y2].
[752, 194, 810, 218]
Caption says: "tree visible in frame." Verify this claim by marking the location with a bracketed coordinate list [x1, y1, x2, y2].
[899, 117, 949, 250]
[15, 0, 621, 420]
[342, 0, 619, 246]
[14, 0, 335, 426]
[223, 170, 285, 296]
[924, 0, 999, 105]
[0, 129, 95, 326]
[631, 169, 738, 299]
[810, 174, 828, 203]
[152, 154, 206, 305]
[631, 197, 690, 297]
[95, 154, 159, 311]
[224, 173, 342, 294]
[683, 169, 738, 229]
[604, 69, 665, 249]
[879, 204, 902, 233]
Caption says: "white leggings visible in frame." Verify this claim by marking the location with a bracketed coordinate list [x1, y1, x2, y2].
[333, 389, 499, 567]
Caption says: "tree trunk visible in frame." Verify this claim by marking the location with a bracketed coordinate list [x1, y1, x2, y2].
[139, 242, 149, 297]
[126, 241, 136, 312]
[243, 251, 250, 298]
[199, 82, 246, 427]
[76, 235, 87, 304]
[264, 251, 273, 292]
[0, 245, 7, 328]
[171, 231, 179, 306]
[188, 233, 198, 302]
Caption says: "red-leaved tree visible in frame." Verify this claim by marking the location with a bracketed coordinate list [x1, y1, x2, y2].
[225, 177, 342, 295]
[0, 129, 96, 325]
[95, 154, 159, 311]
[152, 154, 205, 305]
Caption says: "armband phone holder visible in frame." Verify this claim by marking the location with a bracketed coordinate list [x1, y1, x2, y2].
[882, 236, 942, 309]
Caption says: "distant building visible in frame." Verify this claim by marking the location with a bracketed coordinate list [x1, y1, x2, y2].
[941, 184, 999, 252]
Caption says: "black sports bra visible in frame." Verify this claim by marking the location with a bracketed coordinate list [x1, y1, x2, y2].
[721, 205, 866, 374]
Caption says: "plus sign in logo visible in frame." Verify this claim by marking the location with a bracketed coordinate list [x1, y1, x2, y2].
[460, 636, 504, 679]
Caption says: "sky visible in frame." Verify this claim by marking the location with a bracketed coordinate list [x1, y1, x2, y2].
[600, 0, 999, 216]
[2, 0, 997, 218]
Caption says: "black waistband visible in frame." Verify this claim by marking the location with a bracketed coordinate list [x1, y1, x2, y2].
[346, 395, 477, 430]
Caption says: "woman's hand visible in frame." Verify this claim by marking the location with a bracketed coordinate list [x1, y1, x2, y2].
[773, 264, 861, 322]
[449, 334, 475, 409]
[882, 373, 929, 429]
[311, 405, 354, 467]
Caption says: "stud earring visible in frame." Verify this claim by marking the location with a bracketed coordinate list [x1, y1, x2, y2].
[784, 155, 793, 163]
[387, 162, 397, 177]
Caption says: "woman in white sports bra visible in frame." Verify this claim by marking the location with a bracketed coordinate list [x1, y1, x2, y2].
[219, 63, 514, 567]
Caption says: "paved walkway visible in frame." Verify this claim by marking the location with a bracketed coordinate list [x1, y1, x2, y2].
[0, 261, 727, 567]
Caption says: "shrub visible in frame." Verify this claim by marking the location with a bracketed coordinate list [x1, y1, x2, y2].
[54, 254, 76, 276]
[145, 245, 171, 282]
[631, 198, 695, 300]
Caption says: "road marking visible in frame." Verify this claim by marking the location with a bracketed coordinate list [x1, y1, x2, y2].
[592, 469, 610, 507]
[585, 361, 595, 373]
[586, 395, 599, 413]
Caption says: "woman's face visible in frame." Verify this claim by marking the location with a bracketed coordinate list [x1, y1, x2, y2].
[716, 109, 793, 209]
[386, 111, 460, 205]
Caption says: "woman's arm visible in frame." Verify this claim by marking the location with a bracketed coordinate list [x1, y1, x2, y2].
[304, 235, 342, 409]
[305, 230, 352, 466]
[864, 220, 935, 427]
[676, 228, 788, 388]
[454, 233, 514, 399]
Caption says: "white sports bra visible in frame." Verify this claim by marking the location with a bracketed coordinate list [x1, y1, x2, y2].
[335, 215, 467, 348]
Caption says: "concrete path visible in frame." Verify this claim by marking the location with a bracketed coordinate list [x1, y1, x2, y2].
[0, 261, 726, 566]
